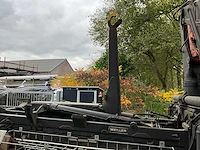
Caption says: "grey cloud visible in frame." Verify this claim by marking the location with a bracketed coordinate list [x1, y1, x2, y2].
[0, 0, 104, 68]
[0, 0, 14, 18]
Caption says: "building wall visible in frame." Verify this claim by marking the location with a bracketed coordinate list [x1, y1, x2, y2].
[50, 60, 73, 76]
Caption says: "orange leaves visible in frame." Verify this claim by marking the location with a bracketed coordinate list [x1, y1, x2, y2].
[76, 68, 108, 90]
[121, 94, 131, 109]
[120, 76, 164, 112]
[156, 89, 183, 103]
[51, 73, 84, 88]
[51, 67, 163, 113]
[51, 68, 108, 90]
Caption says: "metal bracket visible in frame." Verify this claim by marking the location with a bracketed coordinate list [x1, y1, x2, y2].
[25, 104, 48, 126]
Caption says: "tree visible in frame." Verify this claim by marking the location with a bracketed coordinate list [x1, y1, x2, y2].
[51, 68, 165, 113]
[89, 0, 183, 90]
[94, 49, 136, 76]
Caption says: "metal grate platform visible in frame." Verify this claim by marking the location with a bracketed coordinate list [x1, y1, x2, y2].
[0, 129, 175, 150]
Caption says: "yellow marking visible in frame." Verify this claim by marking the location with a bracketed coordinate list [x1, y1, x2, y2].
[107, 11, 116, 21]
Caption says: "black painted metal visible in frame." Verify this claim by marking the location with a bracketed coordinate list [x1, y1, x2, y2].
[102, 15, 122, 115]
[197, 126, 200, 150]
[0, 111, 189, 150]
[0, 8, 198, 150]
[180, 1, 200, 96]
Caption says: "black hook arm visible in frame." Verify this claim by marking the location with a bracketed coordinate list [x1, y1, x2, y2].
[107, 11, 122, 28]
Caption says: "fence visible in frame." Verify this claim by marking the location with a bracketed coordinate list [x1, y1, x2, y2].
[0, 88, 56, 107]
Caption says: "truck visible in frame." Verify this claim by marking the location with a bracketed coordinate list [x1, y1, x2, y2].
[0, 0, 199, 150]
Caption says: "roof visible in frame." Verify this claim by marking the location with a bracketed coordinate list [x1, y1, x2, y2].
[9, 59, 73, 73]
[62, 86, 104, 91]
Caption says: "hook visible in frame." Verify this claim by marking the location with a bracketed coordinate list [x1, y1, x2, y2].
[107, 11, 122, 28]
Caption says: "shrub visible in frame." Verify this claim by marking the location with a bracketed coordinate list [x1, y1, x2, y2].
[51, 68, 179, 115]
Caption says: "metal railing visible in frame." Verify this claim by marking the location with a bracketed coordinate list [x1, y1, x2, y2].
[6, 91, 54, 107]
[0, 129, 176, 150]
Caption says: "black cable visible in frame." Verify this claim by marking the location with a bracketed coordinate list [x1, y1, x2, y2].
[180, 36, 189, 52]
[173, 1, 191, 21]
[134, 111, 173, 119]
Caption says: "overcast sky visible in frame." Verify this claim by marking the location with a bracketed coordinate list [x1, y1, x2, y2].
[0, 0, 104, 69]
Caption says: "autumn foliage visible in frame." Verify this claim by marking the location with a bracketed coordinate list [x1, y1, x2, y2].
[120, 77, 161, 112]
[157, 89, 184, 103]
[51, 68, 108, 90]
[51, 68, 180, 114]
